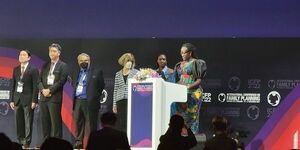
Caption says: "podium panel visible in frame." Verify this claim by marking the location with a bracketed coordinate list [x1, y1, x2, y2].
[127, 78, 187, 150]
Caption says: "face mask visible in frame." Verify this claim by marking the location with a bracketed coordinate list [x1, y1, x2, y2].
[80, 62, 88, 69]
[124, 61, 132, 69]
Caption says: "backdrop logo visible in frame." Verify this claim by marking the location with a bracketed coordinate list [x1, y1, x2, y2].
[202, 93, 212, 102]
[100, 89, 108, 104]
[228, 76, 240, 91]
[218, 93, 226, 103]
[247, 105, 260, 120]
[0, 101, 9, 116]
[268, 80, 300, 89]
[217, 93, 260, 103]
[268, 80, 276, 89]
[248, 79, 261, 89]
[0, 90, 10, 99]
[266, 108, 276, 118]
[222, 107, 240, 117]
[0, 78, 10, 87]
[267, 91, 281, 106]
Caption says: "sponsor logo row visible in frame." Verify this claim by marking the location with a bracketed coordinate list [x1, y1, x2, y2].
[203, 77, 300, 91]
[202, 91, 281, 106]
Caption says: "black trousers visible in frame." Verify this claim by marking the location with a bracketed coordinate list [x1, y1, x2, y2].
[39, 101, 62, 141]
[14, 103, 34, 146]
[116, 99, 128, 133]
[74, 98, 99, 147]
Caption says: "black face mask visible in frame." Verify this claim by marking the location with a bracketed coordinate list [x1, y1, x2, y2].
[80, 62, 88, 70]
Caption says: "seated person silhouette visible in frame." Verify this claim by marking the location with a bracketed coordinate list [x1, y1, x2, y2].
[157, 115, 197, 150]
[0, 133, 13, 150]
[86, 112, 131, 150]
[40, 137, 73, 150]
[203, 116, 237, 150]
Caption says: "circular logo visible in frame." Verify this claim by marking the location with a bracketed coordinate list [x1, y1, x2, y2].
[247, 105, 260, 120]
[218, 93, 226, 103]
[228, 76, 241, 91]
[0, 101, 9, 116]
[267, 91, 281, 106]
[100, 89, 108, 104]
[268, 80, 276, 89]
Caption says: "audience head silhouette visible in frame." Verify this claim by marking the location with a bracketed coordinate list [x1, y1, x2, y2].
[40, 137, 73, 150]
[212, 116, 228, 132]
[101, 112, 117, 127]
[169, 115, 184, 134]
[0, 133, 13, 150]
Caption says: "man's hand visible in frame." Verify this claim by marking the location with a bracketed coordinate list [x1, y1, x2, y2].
[113, 106, 118, 113]
[31, 102, 37, 109]
[42, 89, 51, 97]
[10, 102, 15, 110]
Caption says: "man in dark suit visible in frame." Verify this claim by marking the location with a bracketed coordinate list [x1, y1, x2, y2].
[86, 112, 130, 150]
[37, 43, 68, 141]
[71, 53, 105, 149]
[203, 116, 237, 150]
[10, 50, 39, 148]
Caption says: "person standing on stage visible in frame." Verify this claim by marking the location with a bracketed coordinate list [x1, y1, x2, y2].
[156, 54, 177, 115]
[38, 43, 68, 141]
[10, 50, 39, 148]
[156, 54, 175, 82]
[71, 53, 105, 149]
[174, 43, 207, 134]
[113, 53, 138, 133]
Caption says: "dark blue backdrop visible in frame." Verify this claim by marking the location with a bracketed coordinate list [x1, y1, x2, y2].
[0, 0, 299, 38]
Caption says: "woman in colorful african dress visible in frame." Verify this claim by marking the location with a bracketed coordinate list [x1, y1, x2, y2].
[174, 43, 207, 134]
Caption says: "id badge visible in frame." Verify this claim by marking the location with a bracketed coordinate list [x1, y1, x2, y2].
[47, 74, 55, 85]
[76, 85, 83, 94]
[17, 81, 24, 93]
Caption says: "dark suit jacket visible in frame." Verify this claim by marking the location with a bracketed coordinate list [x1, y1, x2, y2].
[86, 127, 130, 150]
[71, 67, 105, 110]
[158, 128, 197, 150]
[11, 64, 39, 106]
[203, 133, 237, 150]
[38, 60, 68, 103]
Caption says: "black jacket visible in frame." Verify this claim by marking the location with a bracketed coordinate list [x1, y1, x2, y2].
[71, 66, 105, 110]
[11, 64, 39, 106]
[38, 60, 68, 103]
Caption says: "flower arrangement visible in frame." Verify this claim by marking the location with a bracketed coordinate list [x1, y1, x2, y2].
[133, 68, 160, 81]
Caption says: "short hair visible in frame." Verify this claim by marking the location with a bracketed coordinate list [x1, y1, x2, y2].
[118, 53, 135, 66]
[181, 43, 198, 59]
[77, 53, 90, 60]
[101, 112, 117, 125]
[49, 43, 62, 52]
[20, 49, 31, 57]
[40, 137, 73, 150]
[169, 115, 184, 131]
[212, 116, 228, 131]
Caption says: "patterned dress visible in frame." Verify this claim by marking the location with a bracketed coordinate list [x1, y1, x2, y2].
[174, 59, 207, 133]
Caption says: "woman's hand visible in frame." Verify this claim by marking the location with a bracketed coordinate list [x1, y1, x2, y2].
[186, 84, 191, 89]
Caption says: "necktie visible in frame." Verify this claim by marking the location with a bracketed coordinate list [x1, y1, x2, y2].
[49, 62, 55, 75]
[21, 66, 25, 76]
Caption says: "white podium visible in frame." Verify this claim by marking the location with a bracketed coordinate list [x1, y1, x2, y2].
[127, 78, 187, 150]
